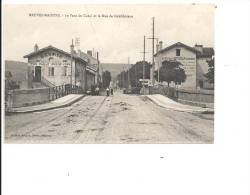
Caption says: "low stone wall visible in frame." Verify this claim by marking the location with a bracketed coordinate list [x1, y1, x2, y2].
[6, 88, 50, 108]
[149, 86, 214, 104]
[149, 86, 178, 100]
[177, 88, 214, 103]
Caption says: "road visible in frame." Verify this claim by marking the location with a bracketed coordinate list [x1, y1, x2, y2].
[5, 91, 214, 143]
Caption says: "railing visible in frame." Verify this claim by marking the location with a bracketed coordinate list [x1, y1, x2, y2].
[41, 76, 55, 88]
[48, 84, 83, 101]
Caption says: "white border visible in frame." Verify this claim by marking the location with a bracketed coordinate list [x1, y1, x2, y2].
[2, 1, 250, 195]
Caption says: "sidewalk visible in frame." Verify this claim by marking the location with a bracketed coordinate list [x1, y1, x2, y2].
[8, 94, 85, 113]
[146, 94, 214, 113]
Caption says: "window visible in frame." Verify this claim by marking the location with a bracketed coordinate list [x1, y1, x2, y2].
[176, 49, 181, 56]
[63, 66, 67, 76]
[48, 67, 54, 76]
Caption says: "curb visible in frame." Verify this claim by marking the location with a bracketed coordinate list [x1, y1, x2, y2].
[6, 95, 85, 114]
[177, 99, 214, 109]
[145, 96, 214, 114]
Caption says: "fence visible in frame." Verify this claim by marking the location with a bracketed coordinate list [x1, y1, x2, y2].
[48, 84, 82, 101]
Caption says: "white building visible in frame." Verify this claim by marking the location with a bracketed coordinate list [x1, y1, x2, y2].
[24, 44, 99, 91]
[154, 42, 214, 89]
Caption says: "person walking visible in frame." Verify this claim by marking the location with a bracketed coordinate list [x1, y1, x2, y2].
[95, 87, 100, 96]
[106, 87, 110, 96]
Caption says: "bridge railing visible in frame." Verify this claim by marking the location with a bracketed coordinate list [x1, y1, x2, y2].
[41, 76, 56, 88]
[48, 84, 83, 101]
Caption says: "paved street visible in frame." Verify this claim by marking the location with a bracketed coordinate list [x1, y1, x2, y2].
[5, 91, 214, 144]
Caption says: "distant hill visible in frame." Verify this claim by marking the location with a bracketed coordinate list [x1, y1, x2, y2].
[101, 63, 127, 79]
[5, 60, 28, 82]
[5, 61, 125, 82]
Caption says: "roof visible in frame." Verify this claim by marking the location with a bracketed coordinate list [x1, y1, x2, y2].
[87, 64, 98, 73]
[155, 42, 214, 58]
[196, 47, 214, 57]
[156, 42, 198, 55]
[23, 45, 88, 64]
[77, 50, 98, 63]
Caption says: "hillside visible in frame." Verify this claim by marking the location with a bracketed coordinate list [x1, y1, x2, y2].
[5, 60, 28, 82]
[100, 63, 127, 79]
[5, 61, 126, 82]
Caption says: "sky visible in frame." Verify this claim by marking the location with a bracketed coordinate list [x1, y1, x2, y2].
[3, 4, 214, 64]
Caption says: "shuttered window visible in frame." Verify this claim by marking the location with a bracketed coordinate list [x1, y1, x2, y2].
[48, 67, 54, 76]
[63, 66, 67, 76]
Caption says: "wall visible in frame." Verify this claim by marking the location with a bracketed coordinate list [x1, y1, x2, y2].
[177, 88, 214, 103]
[86, 72, 95, 90]
[149, 86, 214, 104]
[196, 57, 214, 89]
[76, 61, 87, 92]
[6, 88, 50, 108]
[155, 46, 197, 89]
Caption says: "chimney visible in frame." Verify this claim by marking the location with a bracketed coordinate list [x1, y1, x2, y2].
[159, 41, 163, 50]
[87, 50, 92, 56]
[194, 44, 203, 52]
[70, 39, 74, 54]
[34, 44, 39, 52]
[77, 50, 82, 57]
[156, 44, 160, 53]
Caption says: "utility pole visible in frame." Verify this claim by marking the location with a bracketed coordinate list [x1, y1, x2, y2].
[142, 36, 146, 94]
[135, 62, 137, 87]
[128, 57, 131, 89]
[152, 17, 155, 84]
[122, 66, 125, 88]
[70, 39, 74, 87]
[156, 38, 160, 83]
[143, 35, 146, 80]
[100, 64, 103, 89]
[97, 52, 100, 87]
[148, 17, 157, 85]
[140, 35, 149, 79]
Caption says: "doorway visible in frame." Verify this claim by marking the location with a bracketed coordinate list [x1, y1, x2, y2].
[34, 66, 41, 82]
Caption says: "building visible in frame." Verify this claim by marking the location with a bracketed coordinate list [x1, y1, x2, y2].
[77, 50, 99, 90]
[154, 42, 214, 89]
[24, 43, 98, 92]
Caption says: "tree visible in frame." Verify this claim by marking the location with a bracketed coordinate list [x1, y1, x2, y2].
[5, 71, 19, 90]
[102, 70, 112, 88]
[130, 61, 151, 87]
[154, 60, 186, 86]
[117, 61, 152, 88]
[204, 58, 214, 84]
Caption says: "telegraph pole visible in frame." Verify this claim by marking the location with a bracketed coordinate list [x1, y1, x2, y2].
[128, 57, 131, 89]
[139, 35, 149, 94]
[122, 66, 125, 88]
[135, 62, 138, 87]
[140, 35, 149, 79]
[142, 35, 146, 94]
[70, 39, 74, 87]
[148, 17, 157, 85]
[152, 17, 155, 85]
[97, 52, 100, 87]
[143, 35, 146, 80]
[156, 38, 160, 83]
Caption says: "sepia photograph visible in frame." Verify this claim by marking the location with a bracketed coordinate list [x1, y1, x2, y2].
[3, 4, 214, 144]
